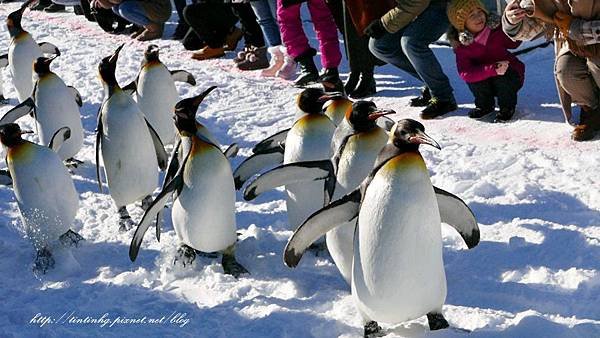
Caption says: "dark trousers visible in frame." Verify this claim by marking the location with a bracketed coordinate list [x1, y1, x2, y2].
[467, 69, 522, 110]
[182, 2, 264, 49]
[325, 0, 381, 73]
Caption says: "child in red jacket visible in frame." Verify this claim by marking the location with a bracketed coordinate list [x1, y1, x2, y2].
[448, 0, 525, 122]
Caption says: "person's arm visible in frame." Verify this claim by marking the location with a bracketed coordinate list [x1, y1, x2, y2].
[502, 0, 547, 41]
[381, 0, 430, 34]
[456, 49, 499, 83]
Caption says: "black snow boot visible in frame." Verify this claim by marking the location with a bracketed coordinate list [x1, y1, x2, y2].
[350, 70, 376, 99]
[420, 97, 457, 120]
[344, 71, 360, 94]
[320, 68, 344, 93]
[44, 3, 66, 12]
[410, 87, 431, 107]
[293, 49, 319, 88]
[31, 0, 52, 11]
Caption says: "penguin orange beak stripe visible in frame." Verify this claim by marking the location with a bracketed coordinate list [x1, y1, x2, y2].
[368, 109, 395, 121]
[409, 130, 441, 150]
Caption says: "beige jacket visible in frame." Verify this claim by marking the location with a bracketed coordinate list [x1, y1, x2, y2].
[502, 0, 600, 123]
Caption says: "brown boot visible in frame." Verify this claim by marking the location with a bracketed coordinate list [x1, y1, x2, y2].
[191, 46, 226, 61]
[224, 27, 243, 51]
[572, 106, 600, 141]
[136, 23, 164, 41]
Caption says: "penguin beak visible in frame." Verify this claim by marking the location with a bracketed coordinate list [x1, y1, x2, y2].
[108, 43, 125, 64]
[409, 130, 441, 150]
[368, 109, 396, 121]
[191, 86, 218, 108]
[317, 92, 345, 102]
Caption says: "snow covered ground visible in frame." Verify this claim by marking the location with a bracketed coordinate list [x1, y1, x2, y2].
[1, 4, 599, 337]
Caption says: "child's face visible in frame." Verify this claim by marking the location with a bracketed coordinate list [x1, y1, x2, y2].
[465, 8, 486, 34]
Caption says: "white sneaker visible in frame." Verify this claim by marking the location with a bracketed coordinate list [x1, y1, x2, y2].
[275, 45, 297, 80]
[261, 46, 284, 77]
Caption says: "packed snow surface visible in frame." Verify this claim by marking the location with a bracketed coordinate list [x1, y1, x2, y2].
[1, 5, 599, 337]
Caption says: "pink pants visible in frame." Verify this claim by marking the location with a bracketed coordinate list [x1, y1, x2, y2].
[276, 0, 342, 69]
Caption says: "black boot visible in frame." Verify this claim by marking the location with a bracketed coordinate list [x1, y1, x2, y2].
[172, 21, 189, 40]
[494, 107, 515, 123]
[31, 0, 52, 11]
[44, 3, 66, 12]
[350, 71, 376, 99]
[74, 5, 84, 15]
[320, 68, 344, 92]
[293, 49, 319, 88]
[410, 87, 431, 107]
[344, 71, 360, 94]
[420, 97, 457, 119]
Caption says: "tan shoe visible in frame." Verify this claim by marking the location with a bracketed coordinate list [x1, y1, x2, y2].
[224, 27, 243, 51]
[191, 46, 226, 61]
[136, 23, 163, 41]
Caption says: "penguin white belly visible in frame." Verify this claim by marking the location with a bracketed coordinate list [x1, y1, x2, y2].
[283, 116, 335, 228]
[9, 36, 42, 103]
[101, 93, 158, 207]
[327, 130, 388, 285]
[172, 139, 237, 253]
[352, 153, 446, 324]
[8, 143, 78, 245]
[137, 65, 178, 145]
[35, 74, 84, 160]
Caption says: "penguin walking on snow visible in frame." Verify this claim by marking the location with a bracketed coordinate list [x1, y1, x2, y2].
[283, 119, 480, 336]
[96, 44, 168, 231]
[5, 0, 60, 103]
[123, 44, 196, 145]
[0, 120, 83, 274]
[129, 87, 248, 278]
[1, 56, 84, 166]
[243, 101, 393, 284]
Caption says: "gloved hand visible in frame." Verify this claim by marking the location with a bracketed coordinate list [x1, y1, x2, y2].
[364, 19, 387, 39]
[553, 11, 573, 37]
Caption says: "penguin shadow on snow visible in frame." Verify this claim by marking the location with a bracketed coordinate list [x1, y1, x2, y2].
[443, 223, 600, 320]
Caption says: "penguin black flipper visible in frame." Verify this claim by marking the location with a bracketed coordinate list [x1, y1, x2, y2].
[0, 169, 11, 186]
[95, 110, 104, 193]
[376, 116, 395, 132]
[243, 160, 335, 202]
[0, 98, 35, 125]
[233, 147, 284, 190]
[434, 186, 480, 249]
[252, 128, 289, 154]
[223, 143, 239, 158]
[48, 126, 71, 153]
[144, 119, 168, 170]
[122, 79, 138, 95]
[130, 175, 184, 262]
[163, 138, 182, 189]
[0, 54, 8, 68]
[67, 86, 83, 107]
[284, 188, 362, 268]
[170, 70, 196, 86]
[38, 42, 60, 56]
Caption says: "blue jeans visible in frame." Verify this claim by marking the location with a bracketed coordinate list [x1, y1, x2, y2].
[369, 4, 454, 102]
[113, 1, 152, 27]
[250, 0, 282, 47]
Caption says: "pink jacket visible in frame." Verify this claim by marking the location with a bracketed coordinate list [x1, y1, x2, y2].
[455, 26, 525, 84]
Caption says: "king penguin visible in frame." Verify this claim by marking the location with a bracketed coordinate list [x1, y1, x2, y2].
[129, 87, 248, 278]
[0, 121, 83, 274]
[123, 44, 196, 145]
[282, 119, 480, 336]
[6, 0, 60, 103]
[96, 44, 168, 231]
[243, 101, 393, 284]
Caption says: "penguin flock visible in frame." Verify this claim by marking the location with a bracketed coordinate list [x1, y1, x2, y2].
[0, 4, 482, 336]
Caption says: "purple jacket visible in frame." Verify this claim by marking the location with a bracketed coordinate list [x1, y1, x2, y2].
[455, 26, 525, 84]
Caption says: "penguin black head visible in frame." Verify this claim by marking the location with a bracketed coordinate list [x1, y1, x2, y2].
[0, 123, 32, 147]
[98, 44, 124, 89]
[390, 119, 441, 152]
[348, 101, 395, 132]
[144, 44, 160, 63]
[296, 88, 328, 114]
[174, 86, 217, 135]
[33, 55, 58, 75]
[6, 0, 32, 37]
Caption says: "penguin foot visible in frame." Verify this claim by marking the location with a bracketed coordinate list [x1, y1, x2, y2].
[59, 230, 85, 247]
[363, 321, 383, 337]
[427, 312, 449, 331]
[195, 250, 219, 258]
[65, 158, 83, 169]
[33, 247, 55, 274]
[307, 241, 328, 257]
[141, 195, 153, 211]
[118, 216, 134, 232]
[222, 253, 249, 278]
[174, 245, 196, 267]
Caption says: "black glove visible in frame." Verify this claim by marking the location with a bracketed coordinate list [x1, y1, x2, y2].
[364, 19, 386, 39]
